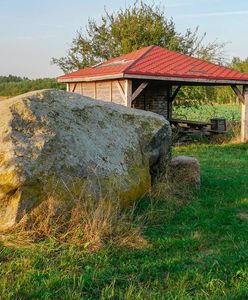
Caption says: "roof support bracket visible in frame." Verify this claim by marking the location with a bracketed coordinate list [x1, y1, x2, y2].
[170, 85, 182, 102]
[131, 81, 149, 102]
[231, 85, 244, 103]
[116, 80, 126, 101]
[72, 83, 77, 93]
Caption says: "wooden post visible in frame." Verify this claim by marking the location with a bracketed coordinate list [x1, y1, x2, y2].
[94, 82, 97, 99]
[110, 81, 112, 101]
[125, 79, 132, 107]
[167, 86, 172, 120]
[241, 85, 248, 142]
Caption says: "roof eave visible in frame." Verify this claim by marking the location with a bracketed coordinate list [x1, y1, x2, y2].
[124, 73, 248, 85]
[57, 73, 124, 83]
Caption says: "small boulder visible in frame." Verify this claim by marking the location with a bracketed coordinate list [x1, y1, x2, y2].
[0, 89, 171, 230]
[170, 156, 200, 186]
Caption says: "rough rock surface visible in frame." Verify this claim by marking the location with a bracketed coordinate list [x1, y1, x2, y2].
[170, 156, 200, 186]
[0, 89, 171, 230]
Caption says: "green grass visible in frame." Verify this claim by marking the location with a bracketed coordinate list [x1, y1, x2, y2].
[1, 143, 248, 299]
[173, 104, 241, 122]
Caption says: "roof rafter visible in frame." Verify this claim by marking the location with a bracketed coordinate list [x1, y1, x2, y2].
[231, 85, 244, 103]
[131, 81, 149, 102]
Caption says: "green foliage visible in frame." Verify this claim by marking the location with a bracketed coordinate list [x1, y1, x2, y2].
[173, 104, 241, 121]
[232, 57, 248, 73]
[177, 57, 248, 104]
[1, 143, 248, 299]
[0, 77, 65, 97]
[52, 1, 226, 73]
[177, 85, 238, 105]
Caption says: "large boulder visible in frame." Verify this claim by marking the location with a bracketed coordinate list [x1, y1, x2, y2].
[0, 89, 171, 230]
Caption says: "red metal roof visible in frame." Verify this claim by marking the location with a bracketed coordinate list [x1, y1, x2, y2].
[58, 45, 248, 83]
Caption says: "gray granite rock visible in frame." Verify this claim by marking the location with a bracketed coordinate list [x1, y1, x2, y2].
[0, 89, 171, 230]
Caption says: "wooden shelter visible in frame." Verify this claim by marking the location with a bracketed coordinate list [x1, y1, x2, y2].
[57, 45, 248, 142]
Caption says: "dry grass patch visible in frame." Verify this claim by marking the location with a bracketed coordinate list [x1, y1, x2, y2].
[2, 194, 147, 251]
[1, 166, 195, 251]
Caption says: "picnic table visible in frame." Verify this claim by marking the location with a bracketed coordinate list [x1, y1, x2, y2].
[170, 119, 213, 129]
[170, 118, 227, 144]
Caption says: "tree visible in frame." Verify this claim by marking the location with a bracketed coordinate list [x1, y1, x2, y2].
[52, 2, 226, 73]
[232, 57, 248, 73]
[0, 75, 29, 83]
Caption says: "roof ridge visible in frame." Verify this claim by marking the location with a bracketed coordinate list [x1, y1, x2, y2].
[90, 45, 154, 69]
[123, 45, 157, 74]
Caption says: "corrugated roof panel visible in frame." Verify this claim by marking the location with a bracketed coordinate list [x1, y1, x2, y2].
[58, 45, 248, 82]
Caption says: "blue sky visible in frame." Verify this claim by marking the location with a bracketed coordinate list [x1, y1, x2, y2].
[1, 0, 248, 78]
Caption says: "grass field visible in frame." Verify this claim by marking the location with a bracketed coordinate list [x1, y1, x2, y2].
[1, 142, 248, 299]
[173, 104, 241, 122]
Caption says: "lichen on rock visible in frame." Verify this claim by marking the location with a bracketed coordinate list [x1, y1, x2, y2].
[0, 89, 171, 230]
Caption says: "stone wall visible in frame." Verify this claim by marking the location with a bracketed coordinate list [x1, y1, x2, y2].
[132, 81, 170, 119]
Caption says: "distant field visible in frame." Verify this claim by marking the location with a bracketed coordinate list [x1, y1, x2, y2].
[173, 104, 241, 122]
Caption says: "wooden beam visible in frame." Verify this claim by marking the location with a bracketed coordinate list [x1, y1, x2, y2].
[231, 85, 244, 103]
[125, 80, 132, 107]
[116, 80, 126, 101]
[58, 73, 124, 83]
[167, 86, 172, 119]
[131, 81, 149, 102]
[59, 73, 248, 86]
[241, 85, 248, 142]
[110, 81, 112, 102]
[170, 85, 182, 102]
[72, 83, 77, 92]
[124, 73, 248, 86]
[94, 82, 96, 98]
